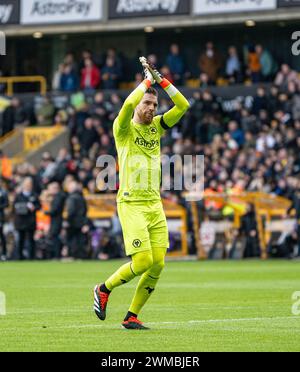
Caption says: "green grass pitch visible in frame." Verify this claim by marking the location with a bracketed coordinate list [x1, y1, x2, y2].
[0, 259, 300, 352]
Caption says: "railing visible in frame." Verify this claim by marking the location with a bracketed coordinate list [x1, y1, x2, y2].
[184, 192, 292, 260]
[0, 76, 47, 96]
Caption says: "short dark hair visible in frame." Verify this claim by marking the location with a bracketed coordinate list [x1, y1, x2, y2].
[146, 87, 158, 97]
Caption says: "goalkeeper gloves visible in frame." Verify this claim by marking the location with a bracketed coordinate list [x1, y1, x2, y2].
[139, 56, 179, 98]
[140, 57, 155, 86]
[139, 56, 163, 84]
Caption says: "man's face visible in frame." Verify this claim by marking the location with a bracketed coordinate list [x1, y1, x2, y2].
[136, 93, 158, 125]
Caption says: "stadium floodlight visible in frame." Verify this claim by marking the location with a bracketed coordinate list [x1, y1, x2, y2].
[144, 26, 155, 33]
[245, 20, 256, 27]
[33, 32, 43, 39]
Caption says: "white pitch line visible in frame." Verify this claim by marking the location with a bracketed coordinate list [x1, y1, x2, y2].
[2, 316, 296, 332]
[149, 316, 300, 325]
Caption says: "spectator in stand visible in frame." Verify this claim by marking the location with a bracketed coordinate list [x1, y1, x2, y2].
[52, 64, 64, 91]
[64, 52, 78, 75]
[53, 148, 70, 183]
[166, 44, 186, 85]
[45, 182, 66, 259]
[80, 58, 101, 94]
[247, 45, 261, 83]
[79, 50, 93, 72]
[199, 42, 222, 85]
[134, 72, 143, 87]
[268, 85, 280, 115]
[252, 87, 269, 116]
[102, 56, 121, 90]
[36, 96, 55, 126]
[199, 73, 209, 88]
[256, 44, 277, 82]
[90, 92, 108, 121]
[105, 48, 123, 76]
[275, 64, 300, 91]
[148, 54, 158, 67]
[54, 110, 68, 127]
[60, 64, 79, 92]
[38, 152, 57, 186]
[0, 178, 9, 261]
[225, 46, 241, 84]
[160, 65, 174, 84]
[78, 117, 98, 157]
[2, 97, 29, 136]
[0, 69, 5, 94]
[65, 180, 89, 259]
[228, 120, 245, 147]
[13, 177, 41, 260]
[239, 204, 260, 257]
[286, 179, 300, 257]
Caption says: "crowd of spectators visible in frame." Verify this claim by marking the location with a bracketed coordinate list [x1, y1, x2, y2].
[49, 42, 299, 93]
[1, 57, 300, 260]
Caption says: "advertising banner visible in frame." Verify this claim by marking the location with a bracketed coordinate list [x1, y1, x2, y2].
[193, 0, 277, 15]
[21, 0, 103, 25]
[0, 0, 20, 25]
[109, 0, 190, 19]
[278, 0, 300, 7]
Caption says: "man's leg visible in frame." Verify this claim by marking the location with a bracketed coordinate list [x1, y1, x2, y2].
[0, 225, 7, 258]
[106, 250, 153, 291]
[297, 225, 300, 257]
[127, 248, 166, 318]
[94, 250, 153, 321]
[18, 230, 25, 260]
[125, 201, 169, 319]
[121, 201, 169, 328]
[28, 230, 36, 260]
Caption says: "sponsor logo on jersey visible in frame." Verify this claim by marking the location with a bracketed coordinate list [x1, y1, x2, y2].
[135, 137, 159, 149]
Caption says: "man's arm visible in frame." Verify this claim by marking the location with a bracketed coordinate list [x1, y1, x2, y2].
[115, 79, 152, 133]
[139, 58, 190, 129]
[160, 79, 190, 129]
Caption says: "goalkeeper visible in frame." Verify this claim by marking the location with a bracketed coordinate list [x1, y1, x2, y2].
[94, 57, 190, 330]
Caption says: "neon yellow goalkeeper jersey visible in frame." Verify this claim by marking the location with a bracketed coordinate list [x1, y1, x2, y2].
[114, 115, 165, 203]
[113, 81, 190, 203]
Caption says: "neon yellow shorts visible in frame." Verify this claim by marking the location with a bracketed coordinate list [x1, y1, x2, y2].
[117, 200, 169, 256]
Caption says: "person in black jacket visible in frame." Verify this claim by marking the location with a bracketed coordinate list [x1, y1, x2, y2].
[65, 181, 89, 259]
[0, 179, 9, 261]
[45, 182, 66, 259]
[240, 204, 260, 258]
[14, 177, 41, 260]
[1, 97, 29, 136]
[287, 181, 300, 257]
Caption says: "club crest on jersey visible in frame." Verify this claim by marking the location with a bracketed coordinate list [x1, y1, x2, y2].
[150, 127, 157, 135]
[133, 239, 142, 248]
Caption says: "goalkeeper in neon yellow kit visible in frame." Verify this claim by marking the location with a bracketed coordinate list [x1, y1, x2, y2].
[94, 57, 190, 330]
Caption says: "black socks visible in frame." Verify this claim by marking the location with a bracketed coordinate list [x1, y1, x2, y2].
[124, 311, 138, 321]
[100, 283, 111, 295]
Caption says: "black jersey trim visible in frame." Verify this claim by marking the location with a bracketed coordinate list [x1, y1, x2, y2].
[160, 115, 170, 131]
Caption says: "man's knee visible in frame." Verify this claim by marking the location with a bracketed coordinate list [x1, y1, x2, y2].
[149, 259, 165, 277]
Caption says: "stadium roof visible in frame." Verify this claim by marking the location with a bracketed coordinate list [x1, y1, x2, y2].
[2, 8, 300, 37]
